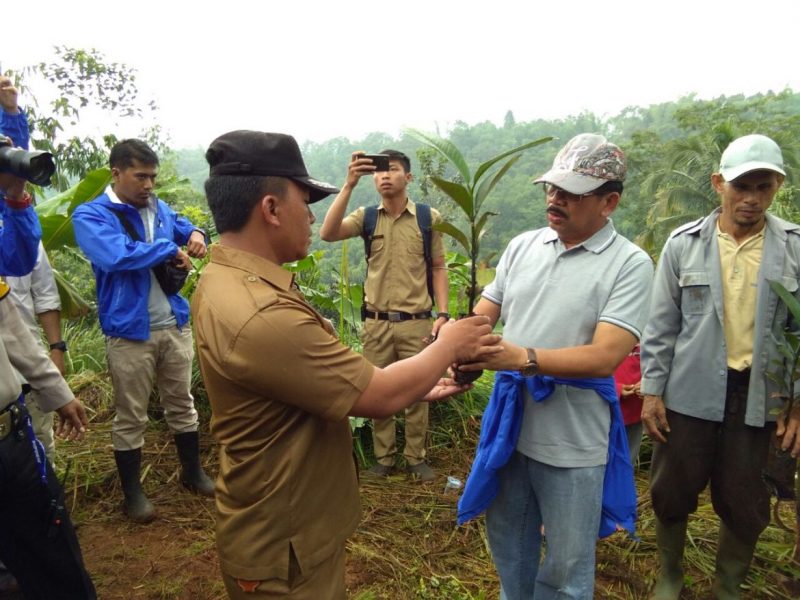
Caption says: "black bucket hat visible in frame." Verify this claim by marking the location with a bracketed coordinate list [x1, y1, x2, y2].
[206, 130, 339, 203]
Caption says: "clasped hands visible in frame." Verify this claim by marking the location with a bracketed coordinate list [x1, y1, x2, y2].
[173, 231, 207, 270]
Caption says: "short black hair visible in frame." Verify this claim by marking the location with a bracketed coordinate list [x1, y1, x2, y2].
[379, 149, 411, 173]
[593, 180, 624, 196]
[109, 139, 159, 170]
[204, 175, 288, 234]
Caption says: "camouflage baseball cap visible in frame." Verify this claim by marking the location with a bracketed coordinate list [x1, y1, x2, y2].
[534, 133, 626, 195]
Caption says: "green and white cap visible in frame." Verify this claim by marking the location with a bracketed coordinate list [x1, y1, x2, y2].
[719, 134, 785, 181]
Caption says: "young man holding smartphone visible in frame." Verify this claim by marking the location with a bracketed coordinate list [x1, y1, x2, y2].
[320, 150, 450, 482]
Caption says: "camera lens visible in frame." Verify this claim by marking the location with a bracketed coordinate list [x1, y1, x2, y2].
[0, 146, 56, 186]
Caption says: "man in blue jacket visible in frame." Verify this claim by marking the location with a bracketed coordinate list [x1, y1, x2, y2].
[73, 139, 212, 523]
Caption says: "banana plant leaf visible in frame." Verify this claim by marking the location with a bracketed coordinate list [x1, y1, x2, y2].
[52, 269, 92, 319]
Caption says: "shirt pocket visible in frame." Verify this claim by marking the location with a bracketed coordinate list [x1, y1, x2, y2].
[367, 236, 385, 263]
[405, 230, 424, 257]
[679, 271, 713, 315]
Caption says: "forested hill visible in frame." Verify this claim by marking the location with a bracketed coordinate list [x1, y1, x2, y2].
[172, 89, 800, 282]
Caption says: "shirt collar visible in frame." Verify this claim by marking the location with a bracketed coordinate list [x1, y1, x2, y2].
[542, 219, 617, 254]
[378, 197, 415, 215]
[715, 217, 766, 243]
[106, 184, 156, 210]
[209, 244, 295, 291]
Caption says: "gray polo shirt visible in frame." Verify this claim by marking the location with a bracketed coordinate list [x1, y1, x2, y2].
[483, 220, 653, 467]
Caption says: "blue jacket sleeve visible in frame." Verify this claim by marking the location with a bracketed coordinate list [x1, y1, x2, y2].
[0, 204, 41, 276]
[0, 109, 30, 149]
[73, 205, 179, 272]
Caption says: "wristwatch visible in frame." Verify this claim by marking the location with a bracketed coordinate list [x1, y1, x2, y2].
[435, 312, 451, 320]
[519, 347, 539, 377]
[49, 341, 68, 352]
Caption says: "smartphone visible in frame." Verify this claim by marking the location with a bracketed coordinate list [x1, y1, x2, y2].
[360, 153, 391, 171]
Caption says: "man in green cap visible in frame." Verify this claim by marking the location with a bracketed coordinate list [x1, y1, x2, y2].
[641, 133, 800, 599]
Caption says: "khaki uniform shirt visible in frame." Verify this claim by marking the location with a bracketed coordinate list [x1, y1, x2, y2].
[191, 245, 374, 581]
[344, 199, 444, 313]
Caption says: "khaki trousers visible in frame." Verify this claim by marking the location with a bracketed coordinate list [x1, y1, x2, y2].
[362, 318, 431, 466]
[222, 543, 345, 600]
[106, 327, 198, 450]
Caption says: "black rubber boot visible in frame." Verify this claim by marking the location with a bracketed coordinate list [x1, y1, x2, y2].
[711, 523, 757, 599]
[174, 431, 215, 497]
[114, 449, 156, 523]
[651, 518, 687, 600]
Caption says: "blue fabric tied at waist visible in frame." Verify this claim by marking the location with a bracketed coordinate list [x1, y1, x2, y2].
[456, 370, 637, 538]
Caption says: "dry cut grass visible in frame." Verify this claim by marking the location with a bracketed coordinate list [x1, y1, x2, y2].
[49, 378, 800, 599]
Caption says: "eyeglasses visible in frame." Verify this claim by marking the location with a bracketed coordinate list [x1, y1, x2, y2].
[544, 184, 599, 202]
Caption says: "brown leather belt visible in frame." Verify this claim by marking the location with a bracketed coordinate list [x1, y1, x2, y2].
[362, 310, 432, 322]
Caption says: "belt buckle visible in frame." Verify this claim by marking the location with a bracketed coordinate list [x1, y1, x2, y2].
[387, 312, 402, 323]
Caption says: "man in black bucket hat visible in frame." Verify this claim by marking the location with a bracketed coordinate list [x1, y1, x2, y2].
[193, 131, 502, 599]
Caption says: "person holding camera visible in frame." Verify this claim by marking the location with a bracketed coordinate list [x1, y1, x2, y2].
[0, 90, 96, 596]
[319, 150, 449, 482]
[0, 75, 41, 277]
[73, 139, 213, 523]
[1, 74, 65, 464]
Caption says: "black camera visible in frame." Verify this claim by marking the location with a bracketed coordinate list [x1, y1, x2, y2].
[0, 138, 56, 186]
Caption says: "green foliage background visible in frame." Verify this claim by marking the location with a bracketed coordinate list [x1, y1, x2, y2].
[170, 89, 800, 279]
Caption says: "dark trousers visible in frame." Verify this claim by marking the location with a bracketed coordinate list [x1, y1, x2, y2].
[650, 369, 774, 545]
[0, 404, 96, 599]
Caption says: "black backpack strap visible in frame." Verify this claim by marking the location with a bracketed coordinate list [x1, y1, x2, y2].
[415, 203, 434, 302]
[362, 205, 379, 260]
[360, 206, 379, 320]
[107, 206, 141, 242]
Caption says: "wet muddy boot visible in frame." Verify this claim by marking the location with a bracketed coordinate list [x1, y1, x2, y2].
[711, 523, 756, 599]
[651, 518, 687, 600]
[174, 431, 215, 497]
[114, 448, 156, 523]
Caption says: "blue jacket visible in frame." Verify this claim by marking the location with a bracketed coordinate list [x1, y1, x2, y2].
[72, 192, 197, 340]
[0, 109, 30, 150]
[457, 371, 637, 538]
[0, 204, 40, 276]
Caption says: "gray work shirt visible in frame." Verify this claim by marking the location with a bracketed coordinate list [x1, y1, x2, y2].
[640, 209, 800, 426]
[483, 220, 654, 467]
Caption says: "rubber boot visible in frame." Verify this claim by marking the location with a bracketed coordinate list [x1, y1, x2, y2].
[711, 523, 757, 599]
[174, 431, 215, 497]
[650, 518, 687, 600]
[114, 449, 156, 523]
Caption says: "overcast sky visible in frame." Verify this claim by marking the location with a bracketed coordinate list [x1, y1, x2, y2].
[4, 0, 799, 149]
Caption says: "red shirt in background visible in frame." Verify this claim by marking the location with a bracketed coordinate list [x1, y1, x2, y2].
[614, 345, 642, 426]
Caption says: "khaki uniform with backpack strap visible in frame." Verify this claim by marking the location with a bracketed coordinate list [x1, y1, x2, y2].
[343, 200, 444, 470]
